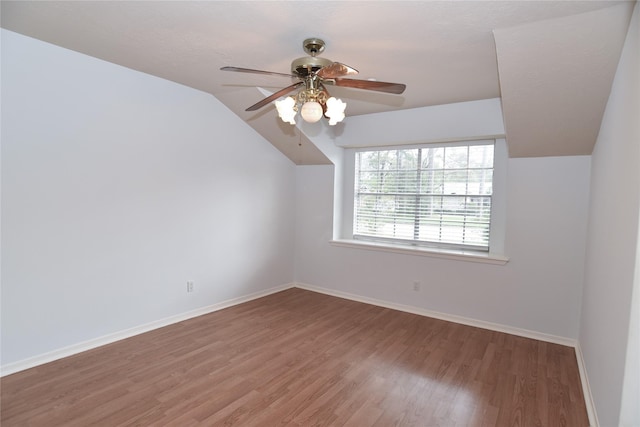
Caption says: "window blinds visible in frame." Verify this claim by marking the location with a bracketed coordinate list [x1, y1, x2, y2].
[354, 142, 494, 251]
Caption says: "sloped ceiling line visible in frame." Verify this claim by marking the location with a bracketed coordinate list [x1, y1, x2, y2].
[1, 1, 635, 163]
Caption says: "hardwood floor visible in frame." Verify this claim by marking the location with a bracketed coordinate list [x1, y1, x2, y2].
[1, 288, 589, 426]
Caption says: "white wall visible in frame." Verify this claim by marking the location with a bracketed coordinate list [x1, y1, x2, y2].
[1, 30, 296, 367]
[580, 3, 640, 426]
[331, 98, 505, 148]
[295, 153, 590, 340]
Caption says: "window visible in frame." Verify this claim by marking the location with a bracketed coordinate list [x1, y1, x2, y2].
[353, 142, 494, 252]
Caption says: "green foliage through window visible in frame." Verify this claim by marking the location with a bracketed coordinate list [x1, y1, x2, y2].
[354, 142, 494, 251]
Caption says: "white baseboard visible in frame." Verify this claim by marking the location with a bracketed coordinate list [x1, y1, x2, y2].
[0, 283, 294, 377]
[575, 342, 599, 427]
[294, 282, 577, 347]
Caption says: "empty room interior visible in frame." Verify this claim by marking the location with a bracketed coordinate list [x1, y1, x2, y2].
[1, 1, 639, 426]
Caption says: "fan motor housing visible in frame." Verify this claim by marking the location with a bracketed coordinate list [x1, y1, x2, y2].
[291, 56, 333, 77]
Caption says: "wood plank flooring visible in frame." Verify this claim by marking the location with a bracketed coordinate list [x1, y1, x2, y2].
[1, 288, 590, 426]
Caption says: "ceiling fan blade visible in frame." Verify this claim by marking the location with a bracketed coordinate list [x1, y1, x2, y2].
[221, 66, 296, 78]
[245, 81, 305, 111]
[329, 78, 406, 94]
[316, 62, 359, 79]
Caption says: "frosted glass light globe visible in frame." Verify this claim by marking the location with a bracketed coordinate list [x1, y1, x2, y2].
[300, 101, 323, 123]
[275, 96, 297, 125]
[325, 97, 346, 125]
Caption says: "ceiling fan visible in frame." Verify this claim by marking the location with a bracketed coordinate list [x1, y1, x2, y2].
[221, 38, 406, 125]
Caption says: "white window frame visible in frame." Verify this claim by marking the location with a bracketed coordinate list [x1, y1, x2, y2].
[334, 138, 508, 265]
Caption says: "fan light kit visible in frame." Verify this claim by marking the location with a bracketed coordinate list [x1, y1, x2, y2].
[221, 38, 406, 126]
[275, 79, 346, 125]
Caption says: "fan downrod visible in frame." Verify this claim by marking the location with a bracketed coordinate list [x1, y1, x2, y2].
[292, 37, 332, 77]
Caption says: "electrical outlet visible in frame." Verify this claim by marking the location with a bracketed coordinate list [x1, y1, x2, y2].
[186, 281, 194, 293]
[413, 281, 421, 292]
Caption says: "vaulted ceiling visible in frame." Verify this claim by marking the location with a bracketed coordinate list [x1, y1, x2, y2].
[1, 1, 635, 164]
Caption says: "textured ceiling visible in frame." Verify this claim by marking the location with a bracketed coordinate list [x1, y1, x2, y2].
[495, 3, 635, 157]
[1, 1, 635, 163]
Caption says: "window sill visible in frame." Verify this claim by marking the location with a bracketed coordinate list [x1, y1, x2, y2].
[329, 239, 509, 265]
